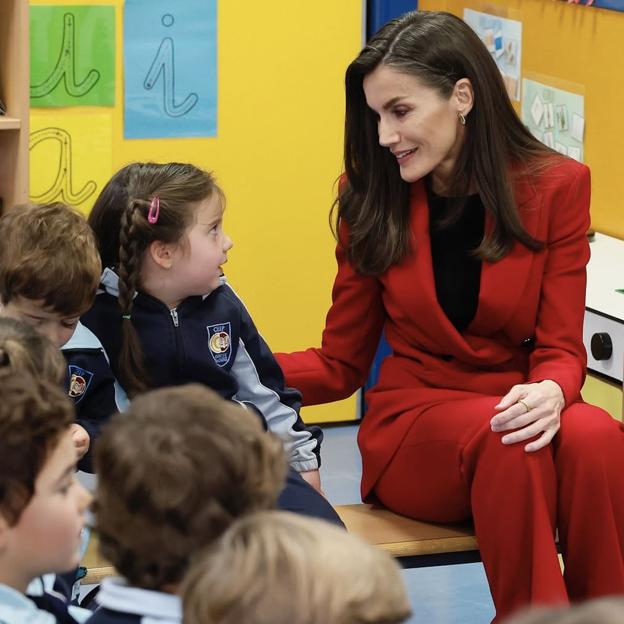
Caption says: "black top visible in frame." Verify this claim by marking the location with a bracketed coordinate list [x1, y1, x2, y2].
[428, 189, 485, 332]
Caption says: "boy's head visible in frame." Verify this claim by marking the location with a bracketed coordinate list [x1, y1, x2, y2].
[93, 384, 287, 591]
[505, 597, 624, 624]
[0, 371, 90, 591]
[0, 202, 101, 347]
[0, 316, 66, 384]
[182, 510, 412, 624]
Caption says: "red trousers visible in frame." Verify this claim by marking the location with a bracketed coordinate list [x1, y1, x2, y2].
[373, 397, 624, 622]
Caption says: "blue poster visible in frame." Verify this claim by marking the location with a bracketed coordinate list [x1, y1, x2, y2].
[124, 0, 217, 139]
[592, 0, 624, 10]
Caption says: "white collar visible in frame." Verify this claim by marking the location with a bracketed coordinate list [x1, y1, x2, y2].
[101, 266, 226, 302]
[99, 267, 120, 297]
[96, 577, 181, 623]
[0, 583, 56, 623]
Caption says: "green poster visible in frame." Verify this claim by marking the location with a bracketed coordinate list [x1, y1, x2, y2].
[30, 6, 115, 107]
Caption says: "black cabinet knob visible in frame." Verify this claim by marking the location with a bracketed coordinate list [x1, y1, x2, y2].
[590, 332, 613, 361]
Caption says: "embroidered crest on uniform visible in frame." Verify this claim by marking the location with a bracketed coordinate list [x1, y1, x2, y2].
[207, 322, 232, 367]
[68, 365, 94, 404]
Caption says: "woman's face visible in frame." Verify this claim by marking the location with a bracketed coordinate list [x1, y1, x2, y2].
[363, 65, 467, 190]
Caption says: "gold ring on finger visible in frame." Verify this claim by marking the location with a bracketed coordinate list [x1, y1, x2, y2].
[518, 399, 530, 413]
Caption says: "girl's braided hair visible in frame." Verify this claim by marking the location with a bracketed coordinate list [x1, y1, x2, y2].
[88, 162, 219, 396]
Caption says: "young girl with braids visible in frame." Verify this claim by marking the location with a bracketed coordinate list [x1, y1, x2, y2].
[76, 162, 342, 525]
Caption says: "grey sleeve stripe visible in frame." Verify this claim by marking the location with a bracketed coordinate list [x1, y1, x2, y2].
[113, 382, 129, 412]
[232, 338, 319, 470]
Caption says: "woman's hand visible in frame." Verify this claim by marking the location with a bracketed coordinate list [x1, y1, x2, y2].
[490, 380, 565, 452]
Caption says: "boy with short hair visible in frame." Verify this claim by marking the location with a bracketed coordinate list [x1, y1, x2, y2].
[0, 370, 91, 623]
[87, 384, 287, 624]
[0, 202, 127, 472]
[504, 597, 624, 624]
[182, 510, 412, 624]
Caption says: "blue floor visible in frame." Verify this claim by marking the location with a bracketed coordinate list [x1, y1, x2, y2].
[320, 424, 495, 624]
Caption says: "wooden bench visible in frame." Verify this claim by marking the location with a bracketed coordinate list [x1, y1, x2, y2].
[336, 504, 479, 568]
[81, 504, 479, 583]
[81, 538, 114, 585]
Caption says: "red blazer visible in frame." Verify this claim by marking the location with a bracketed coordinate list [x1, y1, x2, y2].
[276, 158, 591, 498]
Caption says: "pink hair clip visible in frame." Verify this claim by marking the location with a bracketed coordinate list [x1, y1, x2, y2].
[148, 196, 160, 224]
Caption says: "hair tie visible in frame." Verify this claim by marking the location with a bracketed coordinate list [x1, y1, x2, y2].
[148, 196, 160, 224]
[122, 314, 132, 321]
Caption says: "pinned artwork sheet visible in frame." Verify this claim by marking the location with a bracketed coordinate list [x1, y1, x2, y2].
[543, 103, 555, 129]
[530, 93, 544, 126]
[571, 113, 585, 142]
[567, 146, 582, 161]
[521, 77, 585, 162]
[464, 9, 522, 101]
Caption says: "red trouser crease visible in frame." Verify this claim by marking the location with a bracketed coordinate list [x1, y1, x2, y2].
[372, 397, 624, 622]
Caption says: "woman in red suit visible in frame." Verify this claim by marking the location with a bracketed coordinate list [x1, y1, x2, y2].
[275, 10, 624, 622]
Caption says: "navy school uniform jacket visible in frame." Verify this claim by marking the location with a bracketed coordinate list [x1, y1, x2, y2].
[76, 268, 322, 472]
[85, 578, 181, 624]
[26, 575, 91, 623]
[61, 323, 129, 473]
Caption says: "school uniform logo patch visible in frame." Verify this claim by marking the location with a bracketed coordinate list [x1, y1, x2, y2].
[207, 322, 232, 367]
[67, 365, 94, 404]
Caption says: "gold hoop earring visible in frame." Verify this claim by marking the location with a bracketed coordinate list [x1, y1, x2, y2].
[458, 112, 466, 126]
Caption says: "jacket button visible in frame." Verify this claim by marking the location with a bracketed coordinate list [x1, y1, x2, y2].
[521, 336, 535, 350]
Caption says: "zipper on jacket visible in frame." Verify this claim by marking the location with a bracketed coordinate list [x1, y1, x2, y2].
[170, 308, 179, 327]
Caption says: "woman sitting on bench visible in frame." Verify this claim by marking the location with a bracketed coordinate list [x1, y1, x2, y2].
[275, 10, 624, 623]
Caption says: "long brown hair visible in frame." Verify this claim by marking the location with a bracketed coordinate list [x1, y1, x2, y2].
[336, 10, 556, 275]
[88, 162, 221, 396]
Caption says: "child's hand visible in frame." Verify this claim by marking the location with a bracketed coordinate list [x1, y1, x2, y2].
[70, 424, 90, 459]
[300, 469, 325, 496]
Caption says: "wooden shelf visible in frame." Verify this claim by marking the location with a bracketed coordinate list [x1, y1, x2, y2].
[0, 117, 21, 130]
[0, 0, 29, 214]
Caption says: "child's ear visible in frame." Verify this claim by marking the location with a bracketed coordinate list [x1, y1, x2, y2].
[148, 240, 177, 270]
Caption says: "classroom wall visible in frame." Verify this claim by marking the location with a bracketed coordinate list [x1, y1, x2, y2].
[30, 0, 364, 423]
[419, 0, 624, 239]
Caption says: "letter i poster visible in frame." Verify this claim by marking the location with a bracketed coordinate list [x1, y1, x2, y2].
[124, 0, 218, 139]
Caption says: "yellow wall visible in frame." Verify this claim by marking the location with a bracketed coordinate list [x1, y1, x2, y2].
[31, 0, 364, 423]
[419, 0, 624, 238]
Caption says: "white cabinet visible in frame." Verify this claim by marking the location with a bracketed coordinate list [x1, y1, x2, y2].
[582, 233, 624, 419]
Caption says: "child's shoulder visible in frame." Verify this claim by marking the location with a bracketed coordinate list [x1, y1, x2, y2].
[0, 584, 57, 624]
[89, 578, 181, 624]
[60, 322, 105, 352]
[84, 607, 141, 623]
